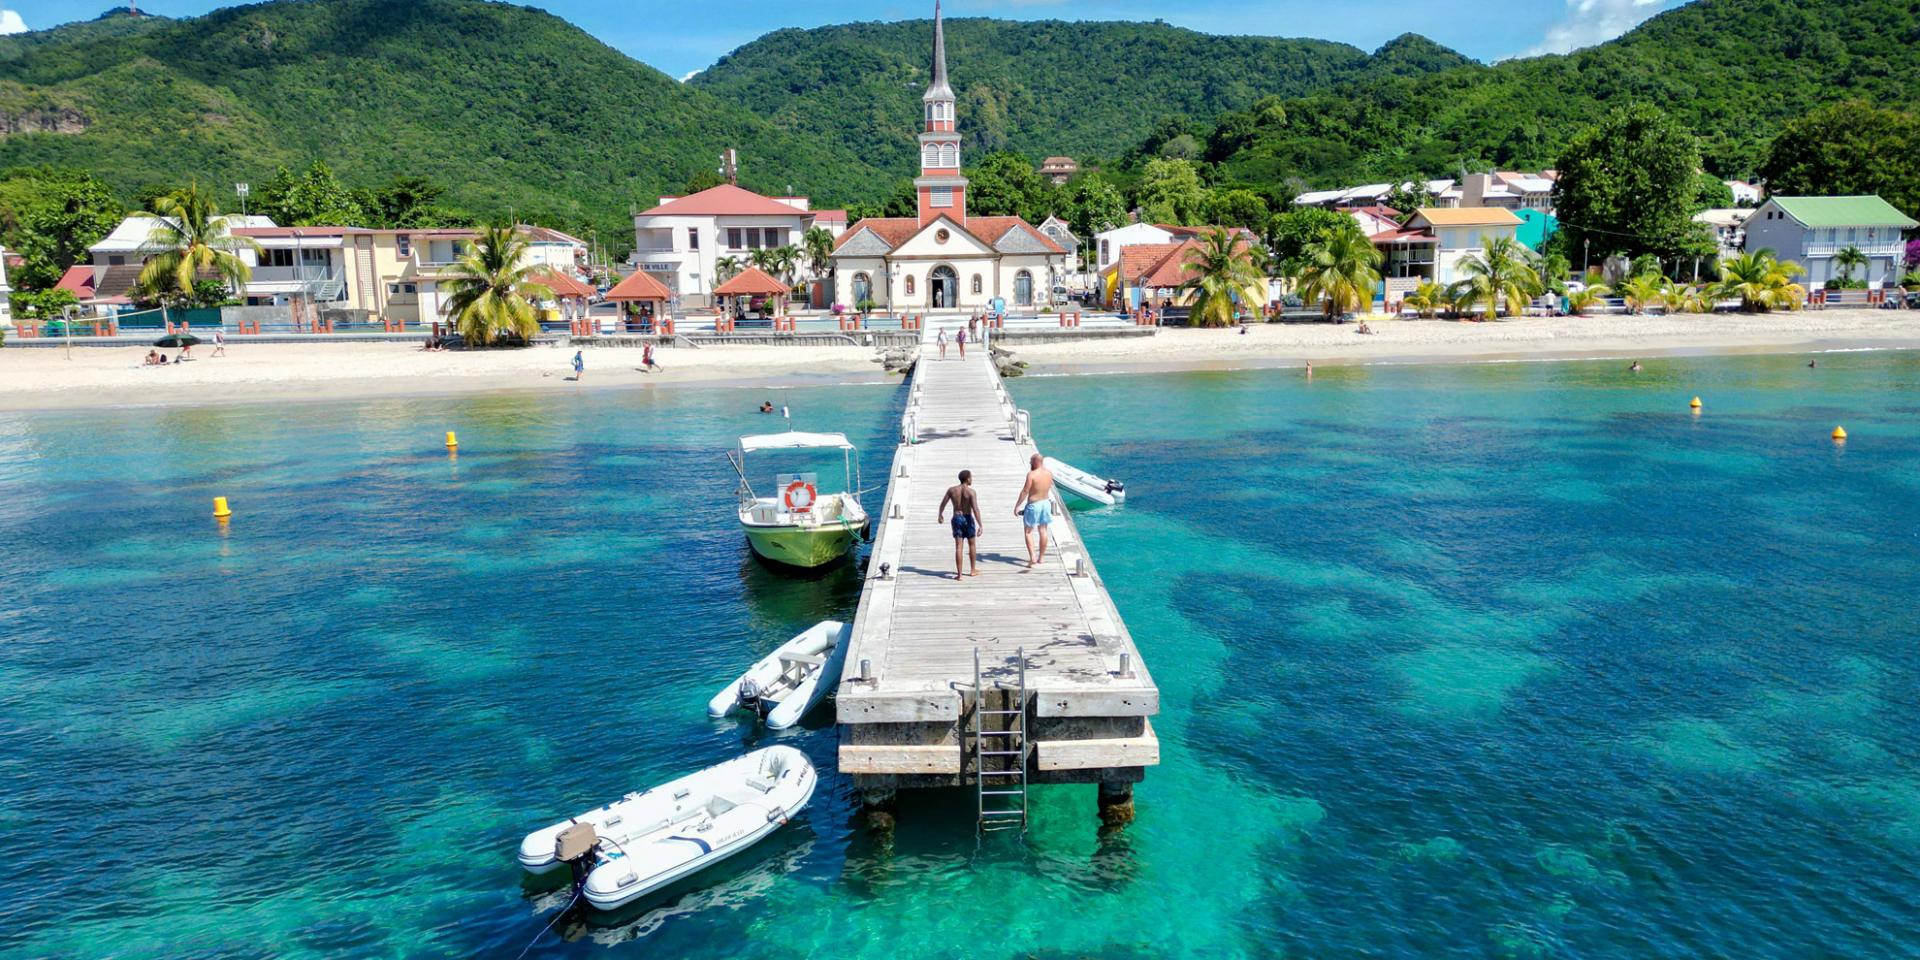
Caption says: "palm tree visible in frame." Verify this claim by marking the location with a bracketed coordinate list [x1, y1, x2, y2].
[438, 225, 550, 346]
[136, 184, 261, 299]
[803, 226, 835, 281]
[1833, 244, 1868, 284]
[771, 244, 803, 285]
[1179, 227, 1265, 327]
[1295, 228, 1383, 320]
[1566, 284, 1611, 315]
[1664, 282, 1710, 314]
[1401, 279, 1447, 318]
[1716, 250, 1807, 313]
[1447, 236, 1541, 321]
[748, 247, 779, 275]
[715, 255, 744, 283]
[1619, 273, 1667, 315]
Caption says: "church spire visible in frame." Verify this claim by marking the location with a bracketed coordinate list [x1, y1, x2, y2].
[924, 0, 953, 102]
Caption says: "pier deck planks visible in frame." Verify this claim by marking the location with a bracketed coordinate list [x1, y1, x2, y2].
[837, 345, 1158, 767]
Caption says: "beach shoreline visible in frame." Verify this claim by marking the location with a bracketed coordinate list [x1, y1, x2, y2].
[2, 309, 1915, 411]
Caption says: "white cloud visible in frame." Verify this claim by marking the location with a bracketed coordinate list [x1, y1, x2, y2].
[1524, 0, 1663, 56]
[678, 69, 702, 83]
[0, 10, 28, 35]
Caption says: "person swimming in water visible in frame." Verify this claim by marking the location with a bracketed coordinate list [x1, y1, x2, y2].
[1629, 361, 1642, 372]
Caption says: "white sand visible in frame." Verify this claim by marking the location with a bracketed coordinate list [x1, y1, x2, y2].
[0, 341, 889, 410]
[1009, 309, 1920, 375]
[2, 309, 1915, 410]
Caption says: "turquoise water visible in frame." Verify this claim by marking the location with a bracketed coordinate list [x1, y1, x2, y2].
[5, 352, 1920, 958]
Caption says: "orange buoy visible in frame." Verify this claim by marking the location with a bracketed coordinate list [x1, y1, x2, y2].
[1832, 426, 1847, 442]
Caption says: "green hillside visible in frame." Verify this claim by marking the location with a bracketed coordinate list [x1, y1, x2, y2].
[1203, 0, 1920, 189]
[0, 0, 890, 248]
[690, 19, 1473, 171]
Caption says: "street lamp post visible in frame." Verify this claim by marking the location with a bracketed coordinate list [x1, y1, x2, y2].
[235, 182, 249, 218]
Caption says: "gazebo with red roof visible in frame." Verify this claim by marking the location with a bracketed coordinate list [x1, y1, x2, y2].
[606, 269, 672, 328]
[712, 266, 793, 317]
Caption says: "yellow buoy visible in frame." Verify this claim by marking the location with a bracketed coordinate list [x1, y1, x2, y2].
[1832, 426, 1847, 441]
[445, 431, 458, 449]
[1689, 396, 1702, 409]
[212, 496, 232, 519]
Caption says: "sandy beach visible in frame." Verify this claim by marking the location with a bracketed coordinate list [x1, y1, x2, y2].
[1011, 308, 1920, 375]
[2, 309, 1916, 410]
[0, 340, 890, 411]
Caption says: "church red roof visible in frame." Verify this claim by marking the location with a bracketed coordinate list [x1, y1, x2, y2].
[640, 185, 811, 218]
[833, 215, 1065, 255]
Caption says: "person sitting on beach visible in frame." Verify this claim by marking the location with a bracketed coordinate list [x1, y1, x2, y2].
[1355, 320, 1374, 335]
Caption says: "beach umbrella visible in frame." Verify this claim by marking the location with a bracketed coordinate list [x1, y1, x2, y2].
[153, 333, 202, 348]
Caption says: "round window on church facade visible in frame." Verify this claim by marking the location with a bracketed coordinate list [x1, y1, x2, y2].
[935, 229, 950, 244]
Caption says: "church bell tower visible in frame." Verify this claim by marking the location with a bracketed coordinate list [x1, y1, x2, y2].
[915, 1, 967, 227]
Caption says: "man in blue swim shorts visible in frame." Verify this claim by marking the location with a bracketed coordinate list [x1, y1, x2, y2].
[1014, 453, 1054, 568]
[937, 469, 983, 580]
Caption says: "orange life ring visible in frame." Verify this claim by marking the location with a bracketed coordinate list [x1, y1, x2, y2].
[783, 479, 818, 512]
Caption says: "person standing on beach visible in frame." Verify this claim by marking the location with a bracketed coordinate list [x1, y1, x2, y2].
[211, 328, 226, 357]
[1013, 453, 1054, 568]
[572, 350, 584, 380]
[937, 469, 983, 579]
[642, 342, 660, 373]
[937, 329, 948, 360]
[955, 326, 967, 359]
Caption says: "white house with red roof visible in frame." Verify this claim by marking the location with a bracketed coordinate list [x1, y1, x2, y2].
[829, 1, 1066, 312]
[631, 183, 828, 307]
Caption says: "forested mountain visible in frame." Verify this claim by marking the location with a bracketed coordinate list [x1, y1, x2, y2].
[0, 0, 1910, 270]
[0, 0, 891, 246]
[689, 20, 1471, 172]
[1199, 0, 1920, 191]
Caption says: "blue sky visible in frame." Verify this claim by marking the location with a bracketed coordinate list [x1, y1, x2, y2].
[1, 0, 1685, 79]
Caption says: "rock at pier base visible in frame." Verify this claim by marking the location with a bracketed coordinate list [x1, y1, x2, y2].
[860, 786, 898, 831]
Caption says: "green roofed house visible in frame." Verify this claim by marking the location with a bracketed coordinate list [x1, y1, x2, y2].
[1743, 195, 1917, 288]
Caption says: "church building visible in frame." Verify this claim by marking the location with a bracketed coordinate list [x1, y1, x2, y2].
[831, 1, 1066, 313]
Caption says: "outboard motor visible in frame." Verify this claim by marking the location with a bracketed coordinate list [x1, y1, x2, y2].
[738, 678, 767, 717]
[1104, 478, 1126, 496]
[554, 821, 601, 895]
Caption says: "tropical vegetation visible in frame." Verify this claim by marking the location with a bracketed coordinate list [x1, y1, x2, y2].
[438, 225, 551, 346]
[1566, 285, 1611, 315]
[1715, 250, 1806, 312]
[1294, 228, 1383, 320]
[1447, 237, 1541, 321]
[134, 185, 260, 299]
[1178, 228, 1264, 328]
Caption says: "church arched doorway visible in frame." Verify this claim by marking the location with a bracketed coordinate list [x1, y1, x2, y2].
[930, 265, 959, 309]
[1014, 269, 1034, 307]
[851, 272, 872, 306]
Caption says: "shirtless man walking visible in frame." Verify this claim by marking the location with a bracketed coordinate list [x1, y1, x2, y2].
[1013, 453, 1054, 568]
[937, 469, 983, 579]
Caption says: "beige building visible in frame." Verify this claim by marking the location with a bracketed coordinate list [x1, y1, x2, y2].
[82, 218, 586, 324]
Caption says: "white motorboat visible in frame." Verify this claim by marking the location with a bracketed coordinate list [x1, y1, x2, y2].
[730, 432, 869, 568]
[1044, 456, 1127, 506]
[518, 746, 816, 911]
[707, 620, 850, 730]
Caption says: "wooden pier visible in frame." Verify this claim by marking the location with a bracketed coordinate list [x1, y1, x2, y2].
[835, 342, 1159, 816]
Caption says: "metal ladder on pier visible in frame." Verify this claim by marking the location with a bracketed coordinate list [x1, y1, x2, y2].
[972, 646, 1029, 833]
